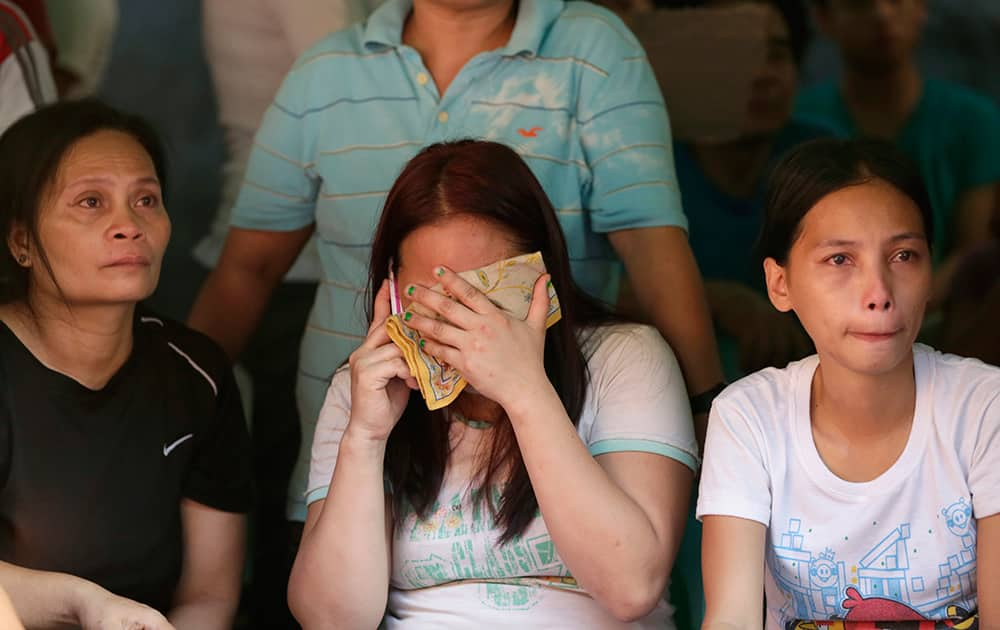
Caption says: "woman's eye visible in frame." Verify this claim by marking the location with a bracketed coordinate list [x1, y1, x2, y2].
[136, 195, 159, 207]
[894, 250, 913, 262]
[78, 196, 100, 209]
[829, 254, 847, 266]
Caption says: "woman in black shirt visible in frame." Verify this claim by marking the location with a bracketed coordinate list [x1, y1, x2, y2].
[0, 101, 252, 629]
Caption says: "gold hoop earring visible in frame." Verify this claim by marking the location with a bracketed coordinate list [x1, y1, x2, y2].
[16, 254, 27, 265]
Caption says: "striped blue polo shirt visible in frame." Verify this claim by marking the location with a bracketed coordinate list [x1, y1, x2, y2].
[230, 0, 686, 519]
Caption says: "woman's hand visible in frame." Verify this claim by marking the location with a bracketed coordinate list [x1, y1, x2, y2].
[76, 584, 174, 630]
[403, 266, 551, 410]
[347, 280, 418, 442]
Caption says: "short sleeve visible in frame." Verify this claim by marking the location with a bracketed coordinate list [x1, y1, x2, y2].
[228, 63, 322, 232]
[696, 392, 771, 526]
[183, 365, 254, 513]
[584, 325, 699, 471]
[578, 48, 686, 234]
[969, 392, 1000, 519]
[305, 367, 352, 505]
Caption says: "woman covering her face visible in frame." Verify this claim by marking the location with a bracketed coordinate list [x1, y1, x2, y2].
[0, 100, 253, 630]
[288, 140, 699, 629]
[698, 139, 1000, 628]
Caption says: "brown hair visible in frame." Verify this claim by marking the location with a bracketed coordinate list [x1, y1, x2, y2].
[367, 140, 615, 543]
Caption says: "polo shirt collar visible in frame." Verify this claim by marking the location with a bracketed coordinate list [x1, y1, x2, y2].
[502, 0, 564, 57]
[363, 0, 565, 57]
[363, 0, 409, 48]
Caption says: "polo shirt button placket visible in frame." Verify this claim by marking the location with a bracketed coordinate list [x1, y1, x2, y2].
[437, 111, 449, 124]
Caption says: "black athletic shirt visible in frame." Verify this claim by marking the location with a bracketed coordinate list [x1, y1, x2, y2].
[0, 308, 253, 613]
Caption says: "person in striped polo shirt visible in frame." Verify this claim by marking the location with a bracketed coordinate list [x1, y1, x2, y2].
[188, 0, 724, 523]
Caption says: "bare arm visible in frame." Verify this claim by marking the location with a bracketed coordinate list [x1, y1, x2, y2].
[0, 561, 172, 629]
[506, 384, 693, 622]
[167, 500, 245, 630]
[187, 225, 314, 360]
[288, 285, 405, 629]
[609, 226, 724, 444]
[979, 513, 1000, 629]
[0, 586, 23, 630]
[701, 515, 767, 630]
[287, 435, 393, 630]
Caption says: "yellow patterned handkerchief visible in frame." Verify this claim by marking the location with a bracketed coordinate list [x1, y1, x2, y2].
[385, 251, 561, 410]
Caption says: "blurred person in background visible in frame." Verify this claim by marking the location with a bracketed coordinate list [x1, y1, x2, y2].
[195, 0, 379, 627]
[667, 0, 825, 378]
[796, 0, 1000, 308]
[44, 0, 118, 97]
[0, 0, 56, 134]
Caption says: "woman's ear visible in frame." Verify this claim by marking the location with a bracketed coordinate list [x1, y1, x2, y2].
[763, 257, 793, 313]
[6, 222, 30, 267]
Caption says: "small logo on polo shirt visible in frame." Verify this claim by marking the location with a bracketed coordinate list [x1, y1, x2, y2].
[518, 127, 543, 137]
[163, 433, 194, 456]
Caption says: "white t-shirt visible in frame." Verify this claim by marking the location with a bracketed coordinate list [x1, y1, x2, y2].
[697, 344, 1000, 629]
[308, 323, 699, 629]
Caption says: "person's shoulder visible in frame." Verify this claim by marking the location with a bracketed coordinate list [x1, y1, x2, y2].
[794, 81, 843, 115]
[917, 343, 1000, 403]
[583, 322, 672, 364]
[286, 21, 371, 76]
[782, 116, 839, 144]
[544, 1, 644, 64]
[718, 355, 814, 413]
[923, 79, 1000, 124]
[135, 308, 232, 394]
[793, 83, 852, 138]
[328, 364, 352, 401]
[796, 80, 839, 105]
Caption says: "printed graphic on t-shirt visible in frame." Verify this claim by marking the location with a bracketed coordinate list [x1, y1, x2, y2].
[395, 486, 579, 610]
[768, 498, 977, 626]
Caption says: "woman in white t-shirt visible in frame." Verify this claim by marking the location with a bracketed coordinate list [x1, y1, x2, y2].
[698, 138, 1000, 629]
[287, 140, 699, 629]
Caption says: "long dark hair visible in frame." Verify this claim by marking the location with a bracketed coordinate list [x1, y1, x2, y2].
[756, 138, 933, 266]
[0, 99, 167, 305]
[367, 140, 615, 543]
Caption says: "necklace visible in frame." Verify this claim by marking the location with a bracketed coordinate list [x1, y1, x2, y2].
[449, 411, 495, 430]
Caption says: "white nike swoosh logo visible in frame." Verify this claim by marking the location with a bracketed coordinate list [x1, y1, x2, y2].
[163, 433, 194, 456]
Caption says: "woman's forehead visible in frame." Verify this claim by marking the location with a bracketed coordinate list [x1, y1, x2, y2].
[796, 181, 926, 245]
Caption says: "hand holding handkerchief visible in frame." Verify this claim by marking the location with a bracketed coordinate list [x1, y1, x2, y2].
[385, 251, 561, 410]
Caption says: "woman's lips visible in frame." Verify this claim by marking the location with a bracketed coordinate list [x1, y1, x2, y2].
[105, 254, 150, 267]
[849, 329, 902, 342]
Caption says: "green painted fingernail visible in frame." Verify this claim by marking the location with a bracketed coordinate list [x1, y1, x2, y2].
[546, 279, 553, 288]
[435, 266, 445, 276]
[404, 311, 412, 322]
[406, 285, 415, 296]
[419, 339, 425, 348]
